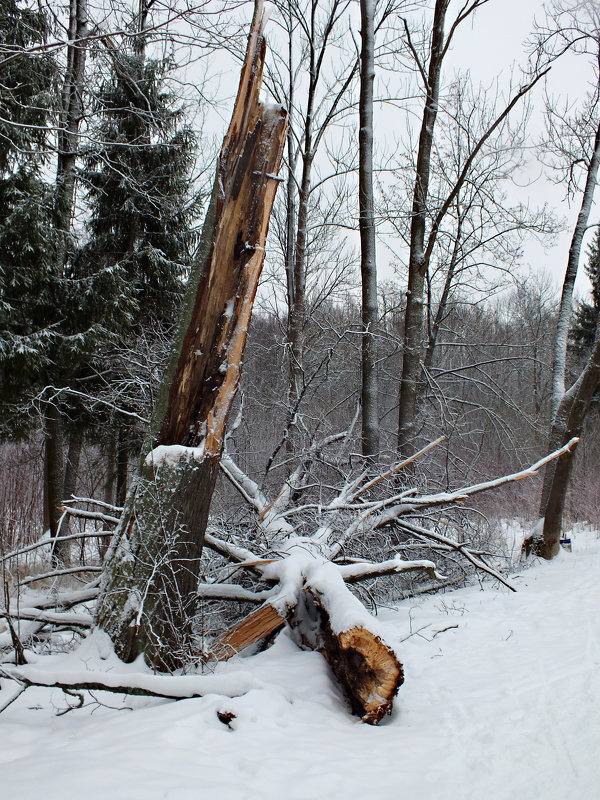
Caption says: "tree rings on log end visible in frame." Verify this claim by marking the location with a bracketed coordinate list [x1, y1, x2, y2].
[336, 627, 404, 724]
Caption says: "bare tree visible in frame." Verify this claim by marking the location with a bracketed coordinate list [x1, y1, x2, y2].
[359, 0, 379, 457]
[395, 0, 548, 458]
[527, 0, 600, 558]
[43, 0, 88, 563]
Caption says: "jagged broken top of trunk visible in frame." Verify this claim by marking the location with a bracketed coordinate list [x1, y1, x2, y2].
[155, 0, 286, 455]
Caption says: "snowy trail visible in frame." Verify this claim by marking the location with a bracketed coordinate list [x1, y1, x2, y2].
[1, 534, 598, 800]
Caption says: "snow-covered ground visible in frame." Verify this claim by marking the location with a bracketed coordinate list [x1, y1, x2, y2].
[1, 529, 598, 800]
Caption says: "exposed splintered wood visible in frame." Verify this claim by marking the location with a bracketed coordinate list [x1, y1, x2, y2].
[294, 588, 403, 725]
[95, 0, 287, 670]
[209, 603, 286, 661]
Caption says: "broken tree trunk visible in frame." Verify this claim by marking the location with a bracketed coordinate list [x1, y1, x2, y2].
[95, 0, 287, 670]
[208, 543, 405, 725]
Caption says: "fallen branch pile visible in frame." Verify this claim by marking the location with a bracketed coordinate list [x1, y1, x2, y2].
[0, 439, 577, 723]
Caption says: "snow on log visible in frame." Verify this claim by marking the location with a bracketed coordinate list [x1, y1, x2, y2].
[210, 547, 404, 723]
[0, 607, 92, 628]
[0, 664, 264, 703]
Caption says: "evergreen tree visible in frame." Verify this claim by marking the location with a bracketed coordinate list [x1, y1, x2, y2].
[0, 0, 57, 431]
[80, 52, 199, 325]
[76, 49, 200, 498]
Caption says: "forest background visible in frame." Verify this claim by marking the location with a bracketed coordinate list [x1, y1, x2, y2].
[1, 0, 599, 619]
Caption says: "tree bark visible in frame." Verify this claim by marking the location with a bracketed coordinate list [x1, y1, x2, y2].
[104, 430, 117, 508]
[359, 0, 379, 459]
[533, 328, 600, 558]
[115, 425, 129, 507]
[44, 403, 64, 543]
[57, 427, 83, 564]
[43, 0, 87, 556]
[531, 119, 600, 558]
[95, 0, 287, 670]
[55, 0, 87, 268]
[397, 0, 449, 457]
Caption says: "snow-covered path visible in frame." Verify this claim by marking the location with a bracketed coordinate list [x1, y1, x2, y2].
[1, 532, 598, 800]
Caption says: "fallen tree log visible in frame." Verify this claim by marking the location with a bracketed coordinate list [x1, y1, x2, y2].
[286, 558, 403, 724]
[296, 589, 403, 724]
[207, 544, 404, 724]
[0, 664, 263, 705]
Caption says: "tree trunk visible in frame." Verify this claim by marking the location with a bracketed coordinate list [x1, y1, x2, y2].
[55, 0, 87, 268]
[397, 0, 449, 457]
[56, 427, 83, 564]
[43, 0, 87, 551]
[530, 121, 600, 559]
[359, 0, 379, 459]
[115, 426, 129, 507]
[550, 121, 600, 420]
[95, 0, 287, 670]
[44, 404, 64, 543]
[533, 328, 600, 558]
[104, 430, 117, 508]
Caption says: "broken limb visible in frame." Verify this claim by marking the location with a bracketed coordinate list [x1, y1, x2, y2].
[0, 608, 93, 628]
[0, 664, 264, 709]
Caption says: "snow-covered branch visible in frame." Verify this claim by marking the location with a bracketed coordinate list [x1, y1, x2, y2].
[0, 665, 264, 706]
[336, 556, 443, 583]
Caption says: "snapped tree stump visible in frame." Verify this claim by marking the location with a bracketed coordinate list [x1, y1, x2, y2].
[95, 0, 287, 670]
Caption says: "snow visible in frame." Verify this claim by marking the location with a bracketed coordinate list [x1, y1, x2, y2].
[1, 531, 599, 799]
[144, 442, 205, 467]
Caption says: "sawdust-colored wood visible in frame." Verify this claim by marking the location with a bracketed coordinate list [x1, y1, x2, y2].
[210, 604, 285, 661]
[336, 627, 404, 724]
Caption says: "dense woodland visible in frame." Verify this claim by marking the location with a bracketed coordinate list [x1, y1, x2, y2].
[0, 0, 599, 716]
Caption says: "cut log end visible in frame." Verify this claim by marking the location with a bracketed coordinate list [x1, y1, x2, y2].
[329, 626, 404, 724]
[292, 588, 404, 724]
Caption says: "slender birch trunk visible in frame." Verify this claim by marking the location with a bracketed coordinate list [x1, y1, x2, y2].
[533, 120, 600, 557]
[549, 121, 600, 420]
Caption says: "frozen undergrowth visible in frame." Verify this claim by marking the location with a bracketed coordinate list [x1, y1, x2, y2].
[0, 528, 598, 800]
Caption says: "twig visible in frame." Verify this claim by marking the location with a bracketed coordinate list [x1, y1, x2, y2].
[351, 436, 446, 500]
[57, 507, 120, 526]
[19, 566, 102, 587]
[0, 682, 28, 714]
[63, 496, 124, 513]
[432, 624, 459, 638]
[0, 531, 114, 566]
[5, 616, 27, 665]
